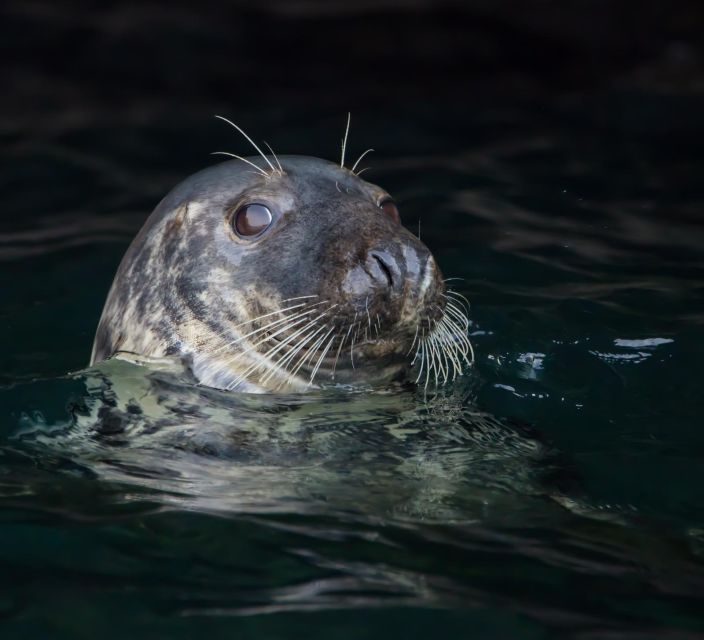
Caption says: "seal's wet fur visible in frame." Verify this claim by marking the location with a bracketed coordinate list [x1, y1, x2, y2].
[91, 156, 463, 392]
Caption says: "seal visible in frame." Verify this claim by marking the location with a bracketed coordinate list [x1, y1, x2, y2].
[90, 119, 473, 393]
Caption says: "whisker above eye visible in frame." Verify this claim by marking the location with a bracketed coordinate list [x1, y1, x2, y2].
[263, 140, 284, 175]
[340, 112, 352, 169]
[214, 115, 280, 176]
[211, 151, 269, 178]
[351, 148, 374, 174]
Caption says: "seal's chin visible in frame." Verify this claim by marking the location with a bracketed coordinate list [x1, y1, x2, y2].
[188, 290, 472, 394]
[299, 333, 413, 388]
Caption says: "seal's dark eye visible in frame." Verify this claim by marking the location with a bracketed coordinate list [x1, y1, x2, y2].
[379, 198, 400, 224]
[233, 203, 273, 237]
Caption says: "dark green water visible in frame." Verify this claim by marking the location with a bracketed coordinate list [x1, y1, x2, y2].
[3, 2, 704, 638]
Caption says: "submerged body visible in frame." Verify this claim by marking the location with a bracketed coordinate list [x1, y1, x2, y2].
[24, 355, 566, 522]
[91, 154, 471, 393]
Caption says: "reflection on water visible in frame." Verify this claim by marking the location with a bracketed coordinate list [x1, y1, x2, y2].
[2, 355, 704, 635]
[12, 357, 565, 522]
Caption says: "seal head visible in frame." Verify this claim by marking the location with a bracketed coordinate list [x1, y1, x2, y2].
[91, 155, 472, 392]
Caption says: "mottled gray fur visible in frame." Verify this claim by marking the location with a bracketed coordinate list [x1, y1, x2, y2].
[92, 156, 451, 392]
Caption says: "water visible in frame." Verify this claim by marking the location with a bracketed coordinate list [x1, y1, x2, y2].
[3, 2, 704, 638]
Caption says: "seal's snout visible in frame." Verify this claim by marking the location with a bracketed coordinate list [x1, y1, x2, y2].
[361, 232, 444, 299]
[368, 249, 400, 291]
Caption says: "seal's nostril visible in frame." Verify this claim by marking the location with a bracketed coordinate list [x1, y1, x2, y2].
[372, 253, 394, 288]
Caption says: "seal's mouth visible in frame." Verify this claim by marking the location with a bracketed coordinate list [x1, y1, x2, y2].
[207, 288, 473, 392]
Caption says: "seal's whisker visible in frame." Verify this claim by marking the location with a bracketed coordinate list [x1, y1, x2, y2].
[309, 329, 337, 385]
[439, 333, 454, 384]
[444, 301, 470, 330]
[347, 314, 361, 369]
[423, 339, 433, 387]
[225, 299, 322, 336]
[214, 115, 278, 176]
[275, 322, 327, 373]
[210, 312, 319, 388]
[438, 316, 474, 375]
[304, 327, 334, 375]
[261, 325, 322, 387]
[223, 306, 334, 389]
[211, 152, 269, 178]
[413, 327, 428, 382]
[442, 297, 470, 322]
[414, 339, 425, 383]
[240, 311, 317, 354]
[265, 330, 320, 388]
[430, 310, 471, 363]
[424, 338, 434, 390]
[228, 327, 312, 390]
[268, 331, 317, 390]
[444, 288, 470, 302]
[446, 301, 471, 325]
[281, 295, 319, 302]
[433, 336, 445, 387]
[331, 325, 353, 380]
[430, 328, 450, 384]
[415, 342, 424, 384]
[263, 141, 284, 175]
[256, 304, 339, 386]
[407, 324, 421, 357]
[351, 148, 374, 174]
[364, 297, 372, 332]
[350, 326, 360, 369]
[250, 307, 338, 386]
[439, 313, 474, 363]
[443, 333, 471, 369]
[443, 290, 471, 315]
[435, 320, 463, 378]
[287, 325, 330, 381]
[443, 313, 472, 349]
[410, 301, 476, 389]
[411, 344, 421, 367]
[355, 167, 371, 177]
[209, 301, 326, 358]
[201, 304, 323, 384]
[433, 301, 469, 338]
[429, 332, 447, 385]
[340, 112, 351, 169]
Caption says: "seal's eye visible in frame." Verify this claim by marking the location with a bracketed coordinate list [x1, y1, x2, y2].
[379, 198, 400, 224]
[233, 203, 273, 237]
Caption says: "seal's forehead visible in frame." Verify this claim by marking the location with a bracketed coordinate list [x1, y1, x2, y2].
[160, 154, 387, 214]
[276, 155, 386, 197]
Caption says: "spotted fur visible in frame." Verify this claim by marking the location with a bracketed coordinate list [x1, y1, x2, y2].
[92, 156, 469, 393]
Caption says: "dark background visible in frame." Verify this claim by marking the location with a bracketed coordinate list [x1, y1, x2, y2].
[3, 0, 704, 156]
[3, 0, 704, 111]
